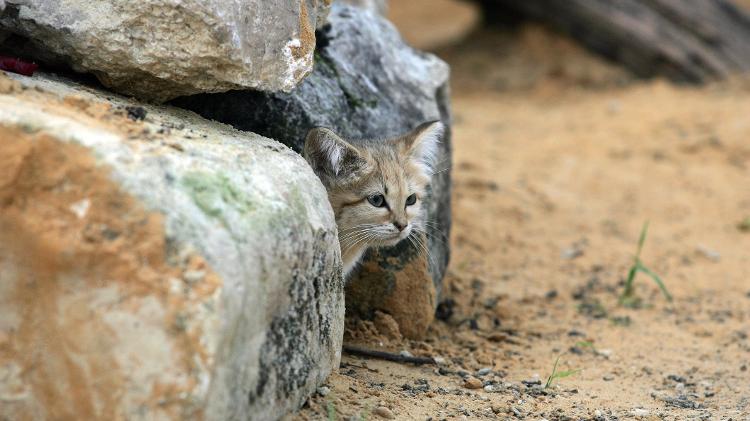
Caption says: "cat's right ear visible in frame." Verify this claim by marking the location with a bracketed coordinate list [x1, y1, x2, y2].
[304, 127, 363, 179]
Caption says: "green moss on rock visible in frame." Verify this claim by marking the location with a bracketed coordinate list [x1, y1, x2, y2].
[182, 172, 257, 224]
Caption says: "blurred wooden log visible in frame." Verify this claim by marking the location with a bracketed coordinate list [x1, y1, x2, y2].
[479, 0, 750, 83]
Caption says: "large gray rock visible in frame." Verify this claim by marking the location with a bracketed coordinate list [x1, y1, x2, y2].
[173, 4, 451, 338]
[0, 0, 331, 101]
[0, 72, 343, 420]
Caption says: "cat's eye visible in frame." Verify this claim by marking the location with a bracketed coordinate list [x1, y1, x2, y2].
[405, 193, 417, 206]
[367, 194, 386, 208]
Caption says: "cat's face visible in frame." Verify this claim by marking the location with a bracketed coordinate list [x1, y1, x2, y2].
[304, 122, 443, 252]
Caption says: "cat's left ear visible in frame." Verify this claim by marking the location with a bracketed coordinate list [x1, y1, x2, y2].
[304, 127, 366, 180]
[404, 120, 444, 172]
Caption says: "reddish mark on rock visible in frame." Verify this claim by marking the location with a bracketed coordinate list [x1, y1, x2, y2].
[0, 56, 39, 76]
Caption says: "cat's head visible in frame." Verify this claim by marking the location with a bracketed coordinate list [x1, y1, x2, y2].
[304, 121, 443, 249]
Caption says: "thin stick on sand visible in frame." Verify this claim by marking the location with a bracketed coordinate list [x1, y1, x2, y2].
[342, 345, 436, 365]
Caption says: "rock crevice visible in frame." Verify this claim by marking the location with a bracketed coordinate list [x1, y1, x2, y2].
[173, 4, 453, 338]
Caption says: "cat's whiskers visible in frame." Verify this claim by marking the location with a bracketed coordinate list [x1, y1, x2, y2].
[346, 229, 377, 255]
[339, 223, 379, 240]
[406, 230, 437, 272]
[339, 223, 380, 235]
[421, 220, 449, 240]
[340, 224, 386, 252]
[340, 230, 372, 249]
[342, 223, 383, 234]
[415, 226, 448, 247]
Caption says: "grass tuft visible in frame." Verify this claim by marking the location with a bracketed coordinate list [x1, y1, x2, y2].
[609, 315, 632, 326]
[544, 355, 580, 389]
[738, 217, 750, 232]
[620, 221, 672, 306]
[575, 340, 595, 349]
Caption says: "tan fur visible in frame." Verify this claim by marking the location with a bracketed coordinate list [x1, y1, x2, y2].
[304, 121, 443, 278]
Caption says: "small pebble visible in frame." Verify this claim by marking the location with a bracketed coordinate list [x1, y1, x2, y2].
[483, 385, 494, 392]
[561, 247, 584, 260]
[463, 377, 483, 389]
[433, 356, 446, 365]
[603, 374, 615, 381]
[476, 367, 492, 376]
[596, 349, 613, 358]
[373, 406, 395, 419]
[696, 245, 721, 262]
[399, 350, 414, 358]
[632, 408, 650, 417]
[316, 386, 330, 397]
[607, 99, 622, 114]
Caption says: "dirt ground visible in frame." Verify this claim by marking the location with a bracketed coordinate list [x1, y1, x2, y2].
[294, 3, 750, 420]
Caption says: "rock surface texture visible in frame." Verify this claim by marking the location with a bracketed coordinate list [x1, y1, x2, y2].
[0, 0, 331, 101]
[0, 72, 343, 420]
[173, 4, 452, 339]
[339, 0, 387, 15]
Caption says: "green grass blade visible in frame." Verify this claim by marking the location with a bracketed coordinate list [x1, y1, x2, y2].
[620, 265, 638, 301]
[552, 369, 581, 379]
[738, 217, 750, 232]
[636, 221, 649, 258]
[545, 356, 561, 389]
[575, 341, 595, 349]
[327, 401, 336, 421]
[637, 264, 672, 301]
[545, 356, 579, 388]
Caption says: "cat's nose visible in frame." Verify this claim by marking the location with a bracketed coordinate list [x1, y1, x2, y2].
[393, 221, 408, 232]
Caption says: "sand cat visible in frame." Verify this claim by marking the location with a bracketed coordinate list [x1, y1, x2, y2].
[304, 121, 443, 277]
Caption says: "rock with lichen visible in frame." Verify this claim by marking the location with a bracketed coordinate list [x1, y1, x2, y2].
[0, 72, 343, 420]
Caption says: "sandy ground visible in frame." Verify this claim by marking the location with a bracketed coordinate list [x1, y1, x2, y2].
[294, 5, 750, 421]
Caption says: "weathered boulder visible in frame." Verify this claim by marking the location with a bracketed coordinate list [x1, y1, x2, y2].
[173, 4, 452, 339]
[0, 72, 343, 420]
[0, 0, 331, 101]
